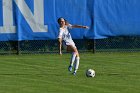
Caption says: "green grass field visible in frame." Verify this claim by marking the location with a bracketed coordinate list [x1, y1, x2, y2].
[0, 52, 139, 93]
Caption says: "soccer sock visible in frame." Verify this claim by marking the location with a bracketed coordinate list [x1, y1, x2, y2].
[70, 52, 76, 67]
[74, 57, 80, 72]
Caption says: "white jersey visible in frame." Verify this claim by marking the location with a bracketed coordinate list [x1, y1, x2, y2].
[58, 24, 76, 48]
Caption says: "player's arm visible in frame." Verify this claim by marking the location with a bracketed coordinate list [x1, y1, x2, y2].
[71, 25, 89, 29]
[67, 23, 89, 29]
[65, 20, 89, 29]
[58, 38, 62, 55]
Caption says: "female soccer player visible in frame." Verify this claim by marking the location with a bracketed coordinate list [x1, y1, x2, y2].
[57, 17, 89, 75]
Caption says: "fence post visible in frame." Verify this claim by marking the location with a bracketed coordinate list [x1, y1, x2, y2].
[17, 41, 20, 55]
[93, 39, 96, 53]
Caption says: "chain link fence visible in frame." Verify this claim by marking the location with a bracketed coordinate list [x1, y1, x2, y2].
[0, 36, 140, 55]
[95, 36, 140, 52]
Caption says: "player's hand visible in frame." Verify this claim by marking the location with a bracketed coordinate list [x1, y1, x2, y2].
[83, 26, 89, 29]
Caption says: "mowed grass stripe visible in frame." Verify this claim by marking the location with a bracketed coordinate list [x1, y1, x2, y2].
[0, 53, 139, 93]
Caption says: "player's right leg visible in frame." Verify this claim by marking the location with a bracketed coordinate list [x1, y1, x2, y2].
[67, 45, 76, 72]
[68, 52, 76, 71]
[67, 45, 80, 75]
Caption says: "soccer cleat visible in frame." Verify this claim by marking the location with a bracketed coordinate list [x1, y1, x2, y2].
[73, 72, 76, 75]
[68, 66, 72, 72]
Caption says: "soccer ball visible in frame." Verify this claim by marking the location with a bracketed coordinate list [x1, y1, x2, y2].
[86, 69, 95, 77]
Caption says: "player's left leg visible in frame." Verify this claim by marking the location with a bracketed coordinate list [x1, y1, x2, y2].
[73, 49, 80, 75]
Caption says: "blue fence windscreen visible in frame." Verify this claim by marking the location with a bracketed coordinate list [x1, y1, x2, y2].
[0, 0, 140, 41]
[94, 0, 140, 39]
